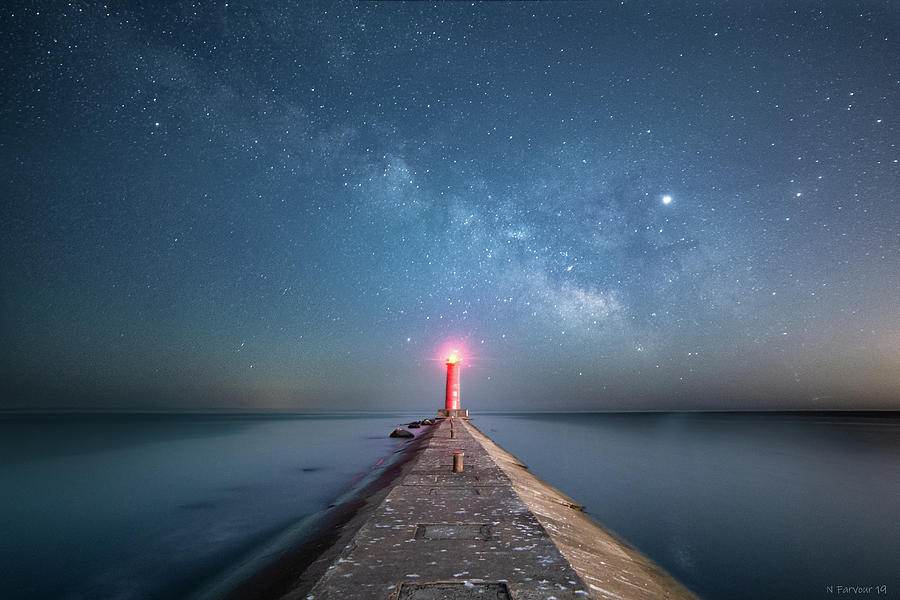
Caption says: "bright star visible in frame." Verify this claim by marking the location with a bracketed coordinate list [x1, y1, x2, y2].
[662, 195, 673, 205]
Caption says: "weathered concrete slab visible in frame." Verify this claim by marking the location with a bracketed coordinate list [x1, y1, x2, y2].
[396, 581, 511, 599]
[291, 418, 695, 600]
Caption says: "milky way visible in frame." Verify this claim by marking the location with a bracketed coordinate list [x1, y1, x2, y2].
[1, 2, 898, 410]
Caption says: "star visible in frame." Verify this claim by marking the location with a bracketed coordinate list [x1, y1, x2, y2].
[662, 195, 673, 205]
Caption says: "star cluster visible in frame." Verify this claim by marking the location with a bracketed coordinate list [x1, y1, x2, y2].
[1, 2, 898, 410]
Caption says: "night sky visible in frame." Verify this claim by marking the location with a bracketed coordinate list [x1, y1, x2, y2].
[1, 2, 898, 411]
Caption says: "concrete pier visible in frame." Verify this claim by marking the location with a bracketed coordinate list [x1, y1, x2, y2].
[291, 418, 695, 600]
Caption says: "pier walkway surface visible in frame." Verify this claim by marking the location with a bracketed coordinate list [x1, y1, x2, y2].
[293, 417, 695, 600]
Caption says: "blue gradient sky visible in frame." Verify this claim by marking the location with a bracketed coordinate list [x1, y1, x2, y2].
[1, 1, 898, 410]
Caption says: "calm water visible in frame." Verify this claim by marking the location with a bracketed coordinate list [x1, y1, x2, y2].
[473, 412, 900, 600]
[0, 413, 421, 599]
[3, 412, 898, 600]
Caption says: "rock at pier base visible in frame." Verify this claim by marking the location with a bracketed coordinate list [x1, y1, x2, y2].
[389, 427, 414, 438]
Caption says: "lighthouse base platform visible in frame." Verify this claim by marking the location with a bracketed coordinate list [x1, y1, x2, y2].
[437, 408, 468, 418]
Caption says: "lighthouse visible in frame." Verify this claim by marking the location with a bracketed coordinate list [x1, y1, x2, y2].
[445, 353, 461, 410]
[438, 352, 468, 418]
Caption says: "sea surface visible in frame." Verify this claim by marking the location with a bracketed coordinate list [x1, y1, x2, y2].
[1, 412, 898, 600]
[473, 412, 900, 600]
[0, 413, 422, 600]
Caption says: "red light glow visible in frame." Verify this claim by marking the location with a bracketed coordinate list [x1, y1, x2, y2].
[431, 342, 473, 370]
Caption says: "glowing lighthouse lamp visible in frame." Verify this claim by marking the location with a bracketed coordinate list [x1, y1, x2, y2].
[437, 352, 468, 418]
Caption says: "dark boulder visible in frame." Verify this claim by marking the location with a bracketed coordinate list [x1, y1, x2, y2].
[408, 422, 421, 428]
[421, 418, 435, 426]
[390, 427, 414, 438]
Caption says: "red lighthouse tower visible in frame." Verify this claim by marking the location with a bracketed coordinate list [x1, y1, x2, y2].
[438, 352, 468, 418]
[445, 353, 461, 410]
